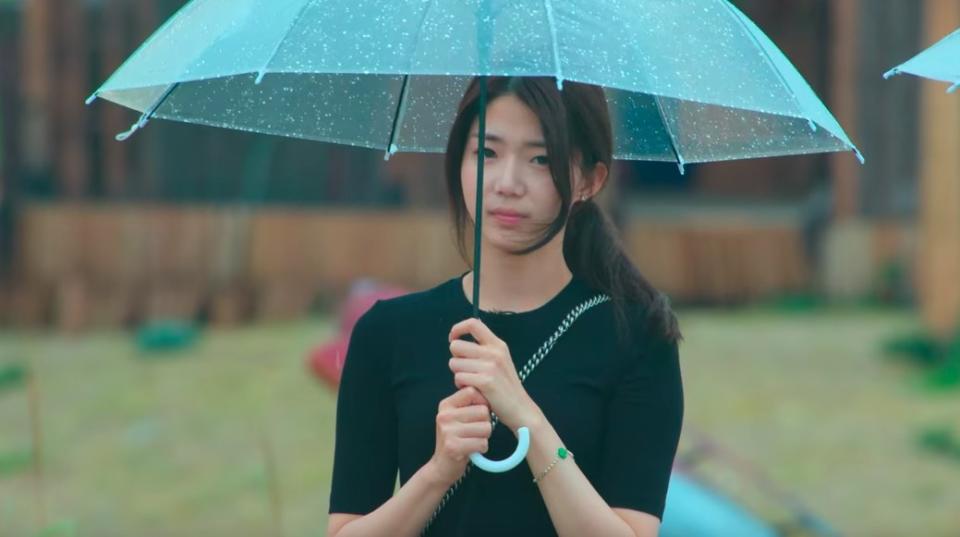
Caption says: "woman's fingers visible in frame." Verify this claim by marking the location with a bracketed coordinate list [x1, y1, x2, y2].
[447, 438, 489, 457]
[438, 403, 489, 425]
[450, 339, 495, 358]
[438, 386, 487, 411]
[449, 317, 500, 346]
[454, 371, 490, 391]
[449, 404, 491, 423]
[436, 388, 492, 460]
[448, 356, 492, 373]
[437, 414, 489, 432]
[449, 420, 493, 439]
[449, 340, 497, 360]
[437, 409, 492, 457]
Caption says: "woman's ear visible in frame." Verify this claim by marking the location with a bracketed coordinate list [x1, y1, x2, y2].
[576, 161, 608, 200]
[590, 162, 609, 197]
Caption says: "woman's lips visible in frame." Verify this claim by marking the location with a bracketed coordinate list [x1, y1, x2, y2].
[488, 211, 525, 226]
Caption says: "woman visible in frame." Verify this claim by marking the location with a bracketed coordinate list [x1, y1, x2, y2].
[327, 76, 684, 537]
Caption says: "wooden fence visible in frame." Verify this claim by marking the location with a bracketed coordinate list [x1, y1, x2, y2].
[1, 203, 845, 330]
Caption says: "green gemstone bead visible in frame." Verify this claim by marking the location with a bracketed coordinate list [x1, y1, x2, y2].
[557, 447, 568, 459]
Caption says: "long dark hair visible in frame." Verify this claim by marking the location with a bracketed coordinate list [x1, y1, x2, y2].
[444, 76, 681, 346]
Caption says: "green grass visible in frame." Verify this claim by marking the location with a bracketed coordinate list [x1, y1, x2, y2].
[0, 319, 338, 537]
[1, 309, 958, 536]
[677, 308, 959, 536]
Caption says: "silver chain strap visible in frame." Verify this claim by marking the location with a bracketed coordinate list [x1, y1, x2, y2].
[420, 293, 611, 536]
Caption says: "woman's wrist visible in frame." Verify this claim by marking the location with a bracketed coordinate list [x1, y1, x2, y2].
[507, 399, 545, 433]
[422, 457, 456, 489]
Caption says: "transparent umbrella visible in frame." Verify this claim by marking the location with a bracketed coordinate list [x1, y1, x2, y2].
[87, 0, 862, 474]
[885, 27, 960, 93]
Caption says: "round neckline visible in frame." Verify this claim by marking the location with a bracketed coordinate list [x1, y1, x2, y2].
[453, 270, 585, 319]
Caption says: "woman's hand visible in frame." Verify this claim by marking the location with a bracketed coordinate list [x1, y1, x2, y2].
[428, 386, 493, 487]
[448, 318, 541, 433]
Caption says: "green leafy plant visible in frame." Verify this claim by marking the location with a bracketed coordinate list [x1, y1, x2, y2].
[917, 426, 960, 464]
[0, 362, 26, 392]
[883, 327, 960, 392]
[882, 332, 942, 367]
[135, 320, 200, 356]
[33, 519, 76, 537]
[0, 449, 31, 477]
[922, 336, 960, 391]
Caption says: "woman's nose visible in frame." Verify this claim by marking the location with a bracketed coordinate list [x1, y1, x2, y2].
[491, 157, 524, 196]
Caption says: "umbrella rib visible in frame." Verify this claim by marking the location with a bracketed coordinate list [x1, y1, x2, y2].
[542, 0, 564, 89]
[114, 83, 180, 141]
[407, 0, 438, 72]
[255, 0, 318, 84]
[650, 93, 687, 175]
[383, 0, 437, 159]
[718, 1, 819, 133]
[86, 0, 202, 105]
[383, 75, 410, 160]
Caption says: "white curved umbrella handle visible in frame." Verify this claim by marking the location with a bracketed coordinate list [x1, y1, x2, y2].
[469, 426, 530, 473]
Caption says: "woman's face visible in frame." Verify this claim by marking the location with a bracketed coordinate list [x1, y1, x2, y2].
[461, 93, 578, 251]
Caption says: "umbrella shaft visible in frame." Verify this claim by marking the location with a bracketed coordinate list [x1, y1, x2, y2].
[472, 78, 487, 320]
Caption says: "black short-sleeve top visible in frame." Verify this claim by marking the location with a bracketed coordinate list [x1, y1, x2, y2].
[329, 271, 684, 536]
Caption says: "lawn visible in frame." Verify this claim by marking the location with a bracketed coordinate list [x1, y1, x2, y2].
[0, 308, 957, 536]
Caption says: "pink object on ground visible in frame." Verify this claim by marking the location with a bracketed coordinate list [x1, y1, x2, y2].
[308, 279, 410, 389]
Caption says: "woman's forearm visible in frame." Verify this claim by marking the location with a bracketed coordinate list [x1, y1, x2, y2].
[523, 409, 643, 537]
[332, 462, 451, 537]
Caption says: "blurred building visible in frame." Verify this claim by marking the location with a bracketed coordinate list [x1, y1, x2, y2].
[0, 0, 957, 333]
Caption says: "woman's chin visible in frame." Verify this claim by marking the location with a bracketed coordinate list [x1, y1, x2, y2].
[482, 231, 530, 251]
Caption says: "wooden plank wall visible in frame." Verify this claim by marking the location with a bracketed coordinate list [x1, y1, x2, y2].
[5, 204, 834, 330]
[626, 220, 812, 304]
[16, 0, 212, 200]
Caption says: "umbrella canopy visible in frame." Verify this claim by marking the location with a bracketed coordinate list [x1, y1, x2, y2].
[885, 27, 960, 93]
[87, 0, 861, 168]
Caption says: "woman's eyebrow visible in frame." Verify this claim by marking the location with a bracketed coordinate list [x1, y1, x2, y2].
[469, 132, 546, 148]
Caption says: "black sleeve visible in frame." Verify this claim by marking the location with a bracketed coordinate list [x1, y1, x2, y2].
[328, 300, 399, 514]
[597, 335, 684, 520]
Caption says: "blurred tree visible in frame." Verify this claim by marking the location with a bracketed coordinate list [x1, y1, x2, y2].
[917, 0, 960, 339]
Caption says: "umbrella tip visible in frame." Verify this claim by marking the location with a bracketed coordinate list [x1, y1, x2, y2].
[556, 77, 564, 91]
[882, 68, 898, 80]
[948, 83, 959, 94]
[853, 147, 865, 165]
[383, 143, 399, 161]
[115, 116, 149, 142]
[255, 71, 266, 85]
[85, 93, 97, 106]
[115, 126, 138, 142]
[115, 129, 135, 142]
[807, 119, 818, 132]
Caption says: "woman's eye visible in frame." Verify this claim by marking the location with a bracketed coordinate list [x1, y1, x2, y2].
[532, 155, 549, 166]
[473, 148, 495, 158]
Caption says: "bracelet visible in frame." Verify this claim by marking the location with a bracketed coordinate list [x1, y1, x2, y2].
[532, 447, 573, 484]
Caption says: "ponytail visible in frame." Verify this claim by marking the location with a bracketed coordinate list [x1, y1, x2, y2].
[564, 198, 681, 348]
